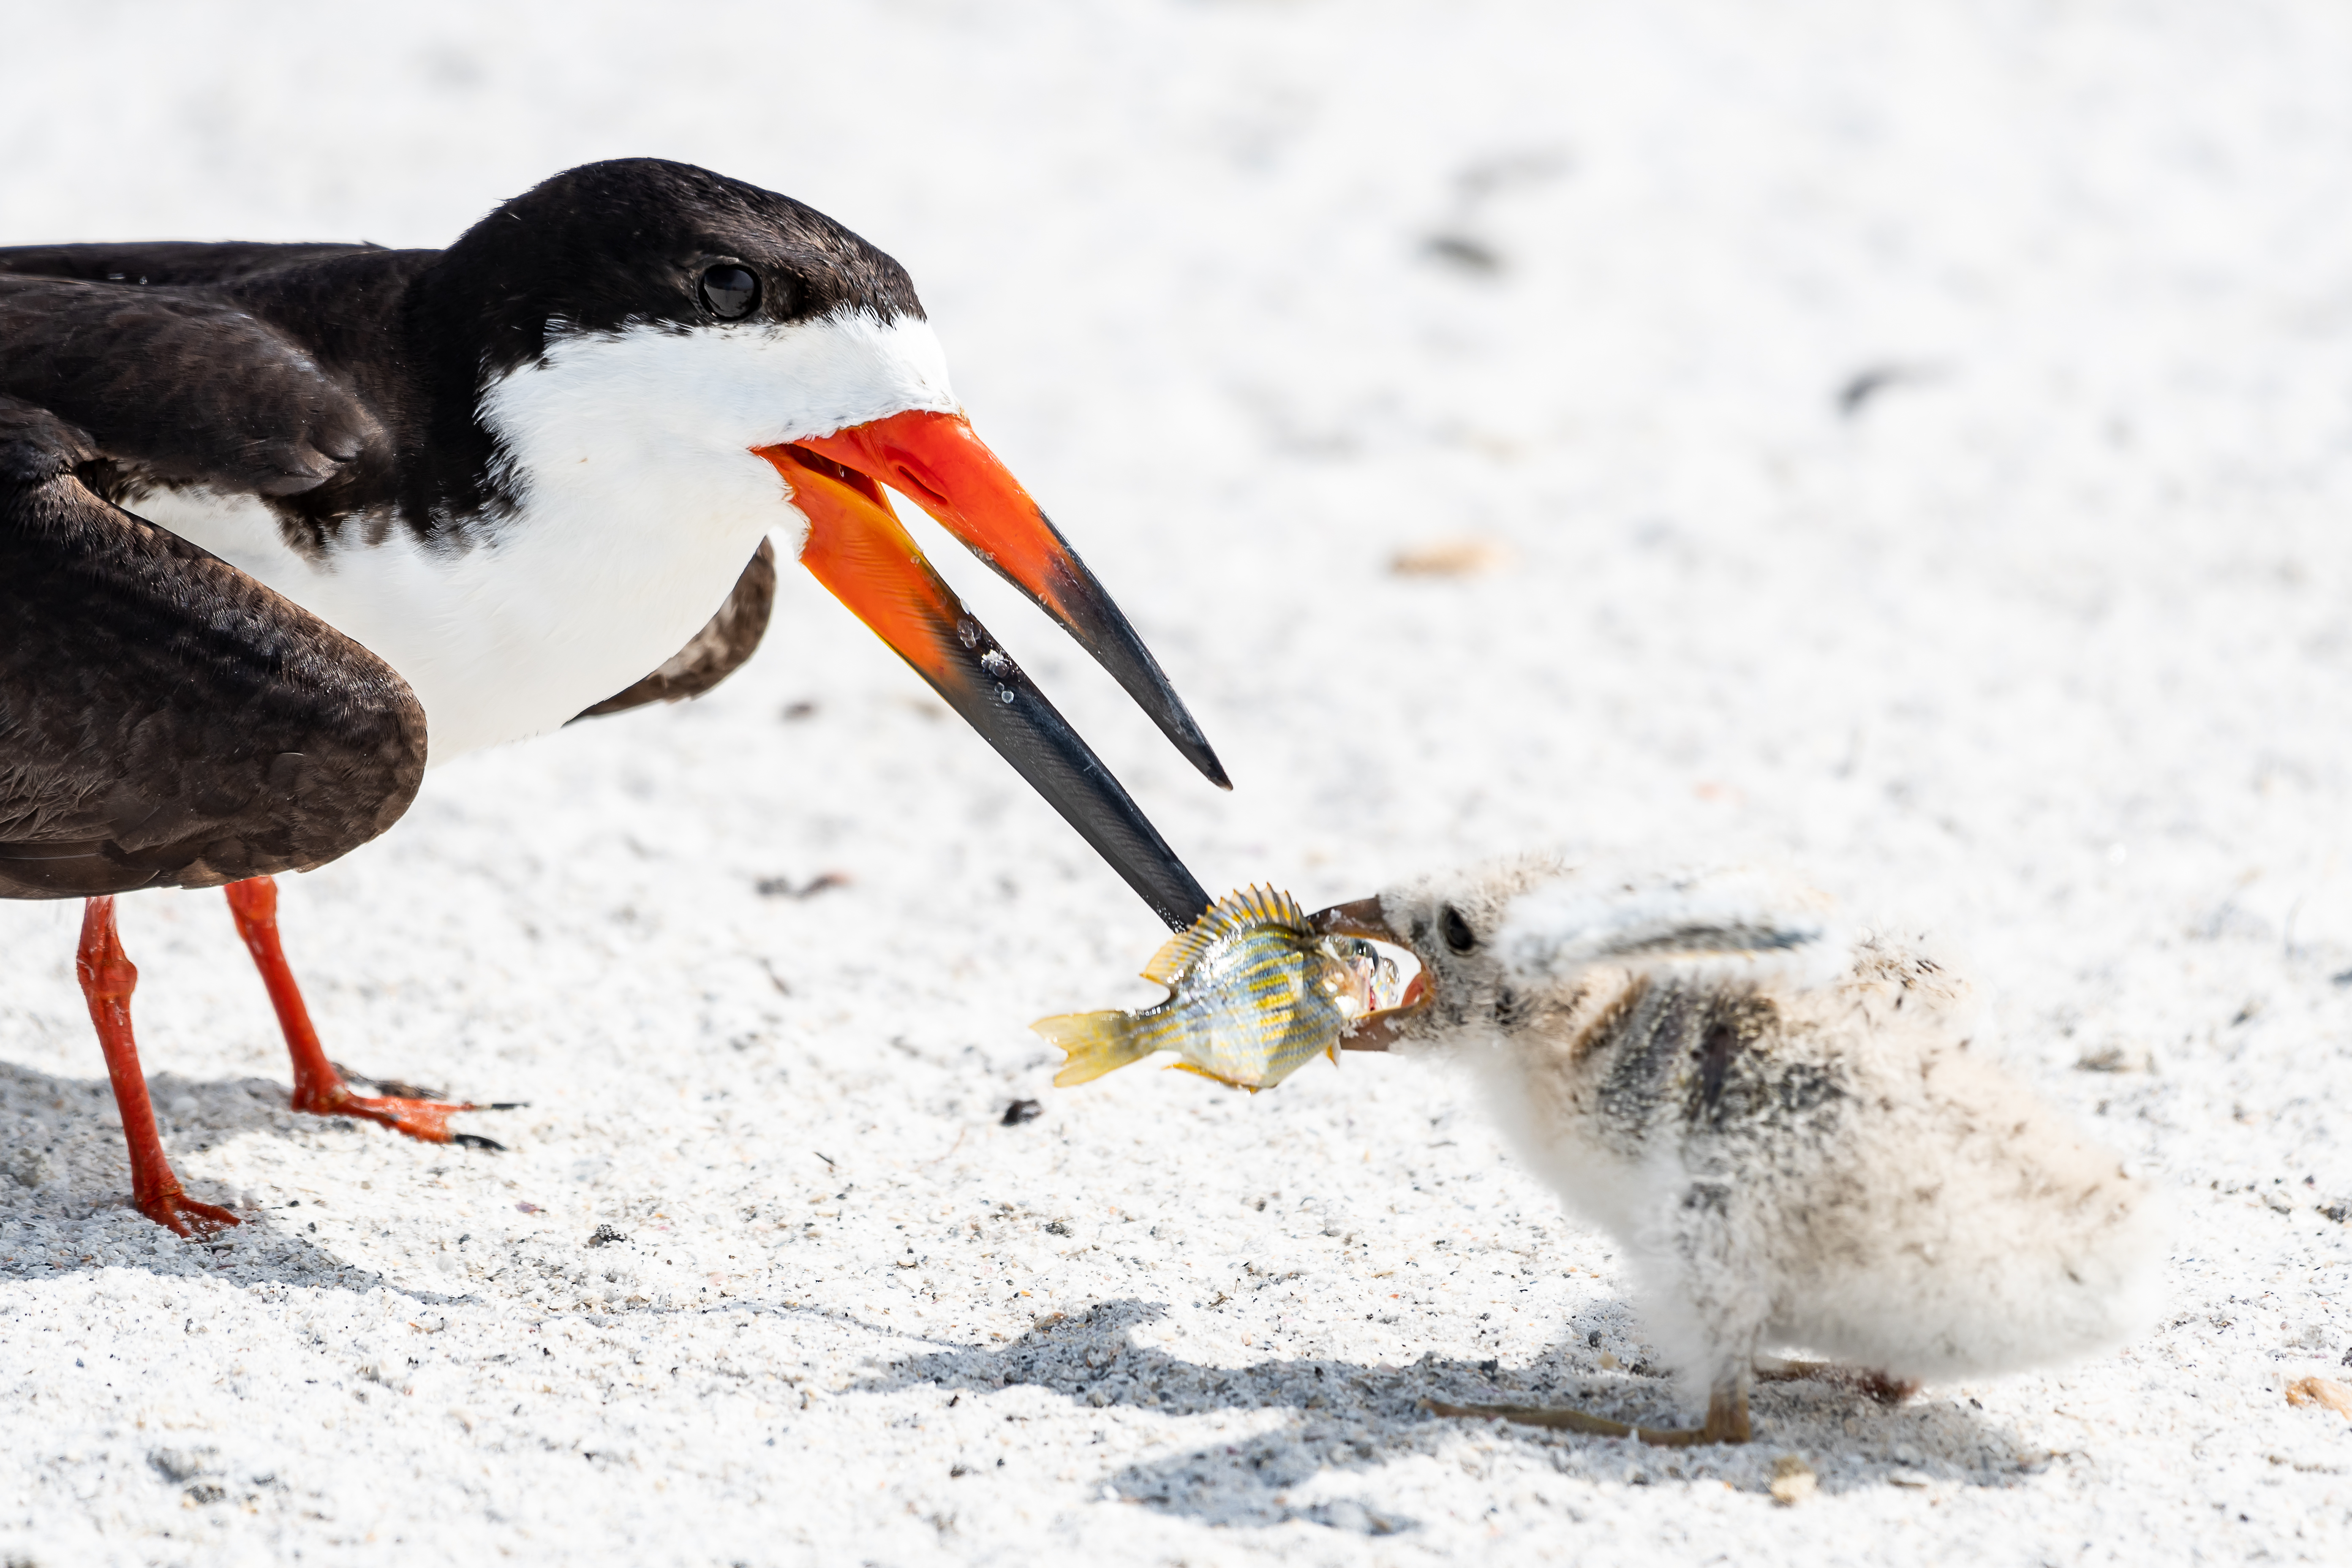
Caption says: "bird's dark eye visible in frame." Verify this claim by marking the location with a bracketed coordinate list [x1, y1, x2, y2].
[699, 264, 760, 320]
[1440, 905, 1477, 954]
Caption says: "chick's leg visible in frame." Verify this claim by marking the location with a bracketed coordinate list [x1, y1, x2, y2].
[1426, 1375, 1752, 1447]
[77, 897, 240, 1237]
[223, 877, 513, 1148]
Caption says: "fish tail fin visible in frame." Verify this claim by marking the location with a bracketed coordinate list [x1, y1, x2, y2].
[1032, 1011, 1158, 1088]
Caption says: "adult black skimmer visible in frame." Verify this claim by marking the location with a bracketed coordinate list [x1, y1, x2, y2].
[0, 158, 1224, 1236]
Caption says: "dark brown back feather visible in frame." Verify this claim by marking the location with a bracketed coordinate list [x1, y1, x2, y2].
[0, 397, 425, 896]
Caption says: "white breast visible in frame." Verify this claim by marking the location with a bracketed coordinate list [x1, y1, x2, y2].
[134, 310, 958, 765]
[136, 476, 783, 764]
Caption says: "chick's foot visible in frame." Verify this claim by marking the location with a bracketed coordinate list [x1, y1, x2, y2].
[1753, 1357, 1918, 1406]
[1425, 1383, 1752, 1447]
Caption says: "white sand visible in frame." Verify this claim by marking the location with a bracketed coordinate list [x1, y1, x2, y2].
[5, 2, 2351, 1561]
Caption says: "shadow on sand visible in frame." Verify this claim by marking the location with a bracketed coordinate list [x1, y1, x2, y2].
[1, 1058, 485, 1304]
[5, 1056, 2075, 1533]
[849, 1298, 2060, 1533]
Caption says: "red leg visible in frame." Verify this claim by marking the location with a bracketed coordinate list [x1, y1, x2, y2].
[76, 898, 240, 1237]
[223, 876, 504, 1146]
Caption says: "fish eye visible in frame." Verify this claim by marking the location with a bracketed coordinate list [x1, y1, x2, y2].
[1440, 905, 1477, 954]
[699, 263, 760, 320]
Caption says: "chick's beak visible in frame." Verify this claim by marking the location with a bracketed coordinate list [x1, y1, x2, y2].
[754, 426, 1211, 930]
[1310, 896, 1431, 1053]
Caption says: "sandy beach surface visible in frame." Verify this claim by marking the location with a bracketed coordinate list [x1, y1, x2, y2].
[4, 2, 2351, 1562]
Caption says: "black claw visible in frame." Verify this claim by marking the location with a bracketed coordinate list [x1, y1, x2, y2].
[484, 1101, 528, 1111]
[451, 1133, 506, 1152]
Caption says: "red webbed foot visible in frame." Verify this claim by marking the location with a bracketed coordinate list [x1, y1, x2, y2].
[226, 879, 519, 1150]
[292, 1072, 519, 1149]
[137, 1182, 241, 1238]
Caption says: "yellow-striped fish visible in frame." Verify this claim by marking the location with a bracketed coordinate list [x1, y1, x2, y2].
[1033, 887, 1393, 1092]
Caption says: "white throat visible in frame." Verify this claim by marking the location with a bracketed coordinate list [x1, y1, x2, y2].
[136, 310, 958, 764]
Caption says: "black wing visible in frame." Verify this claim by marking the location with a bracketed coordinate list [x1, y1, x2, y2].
[0, 397, 425, 898]
[576, 539, 777, 720]
[0, 274, 386, 501]
[0, 240, 389, 288]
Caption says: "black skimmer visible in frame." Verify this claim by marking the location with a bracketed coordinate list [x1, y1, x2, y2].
[0, 158, 1224, 1236]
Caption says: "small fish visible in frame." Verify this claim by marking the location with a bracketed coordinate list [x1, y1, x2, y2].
[1033, 887, 1397, 1092]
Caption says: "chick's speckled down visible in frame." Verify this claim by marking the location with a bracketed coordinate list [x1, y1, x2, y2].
[1378, 858, 2161, 1418]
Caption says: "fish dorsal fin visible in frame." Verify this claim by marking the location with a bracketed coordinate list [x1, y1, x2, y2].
[1137, 885, 1311, 985]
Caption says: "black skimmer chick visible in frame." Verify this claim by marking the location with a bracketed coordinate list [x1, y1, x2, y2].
[1315, 858, 2160, 1446]
[0, 158, 1225, 1235]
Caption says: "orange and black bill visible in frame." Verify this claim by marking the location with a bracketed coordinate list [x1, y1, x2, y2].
[756, 433, 1212, 930]
[796, 410, 1229, 791]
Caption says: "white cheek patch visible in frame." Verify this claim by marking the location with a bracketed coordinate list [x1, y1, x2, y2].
[479, 308, 961, 476]
[1497, 864, 1848, 991]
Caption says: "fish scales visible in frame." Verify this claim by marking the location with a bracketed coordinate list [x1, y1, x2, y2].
[1179, 926, 1335, 1082]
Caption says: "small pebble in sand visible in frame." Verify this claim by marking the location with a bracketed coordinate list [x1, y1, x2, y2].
[1769, 1456, 1817, 1505]
[755, 871, 852, 900]
[1390, 537, 1506, 577]
[2285, 1376, 2352, 1419]
[149, 1447, 215, 1484]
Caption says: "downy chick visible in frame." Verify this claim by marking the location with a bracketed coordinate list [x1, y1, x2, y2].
[1317, 856, 2162, 1446]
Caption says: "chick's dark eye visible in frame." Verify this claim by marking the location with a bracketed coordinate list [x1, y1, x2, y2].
[699, 264, 759, 320]
[1440, 905, 1477, 954]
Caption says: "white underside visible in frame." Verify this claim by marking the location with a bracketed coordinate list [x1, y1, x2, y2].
[133, 310, 958, 764]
